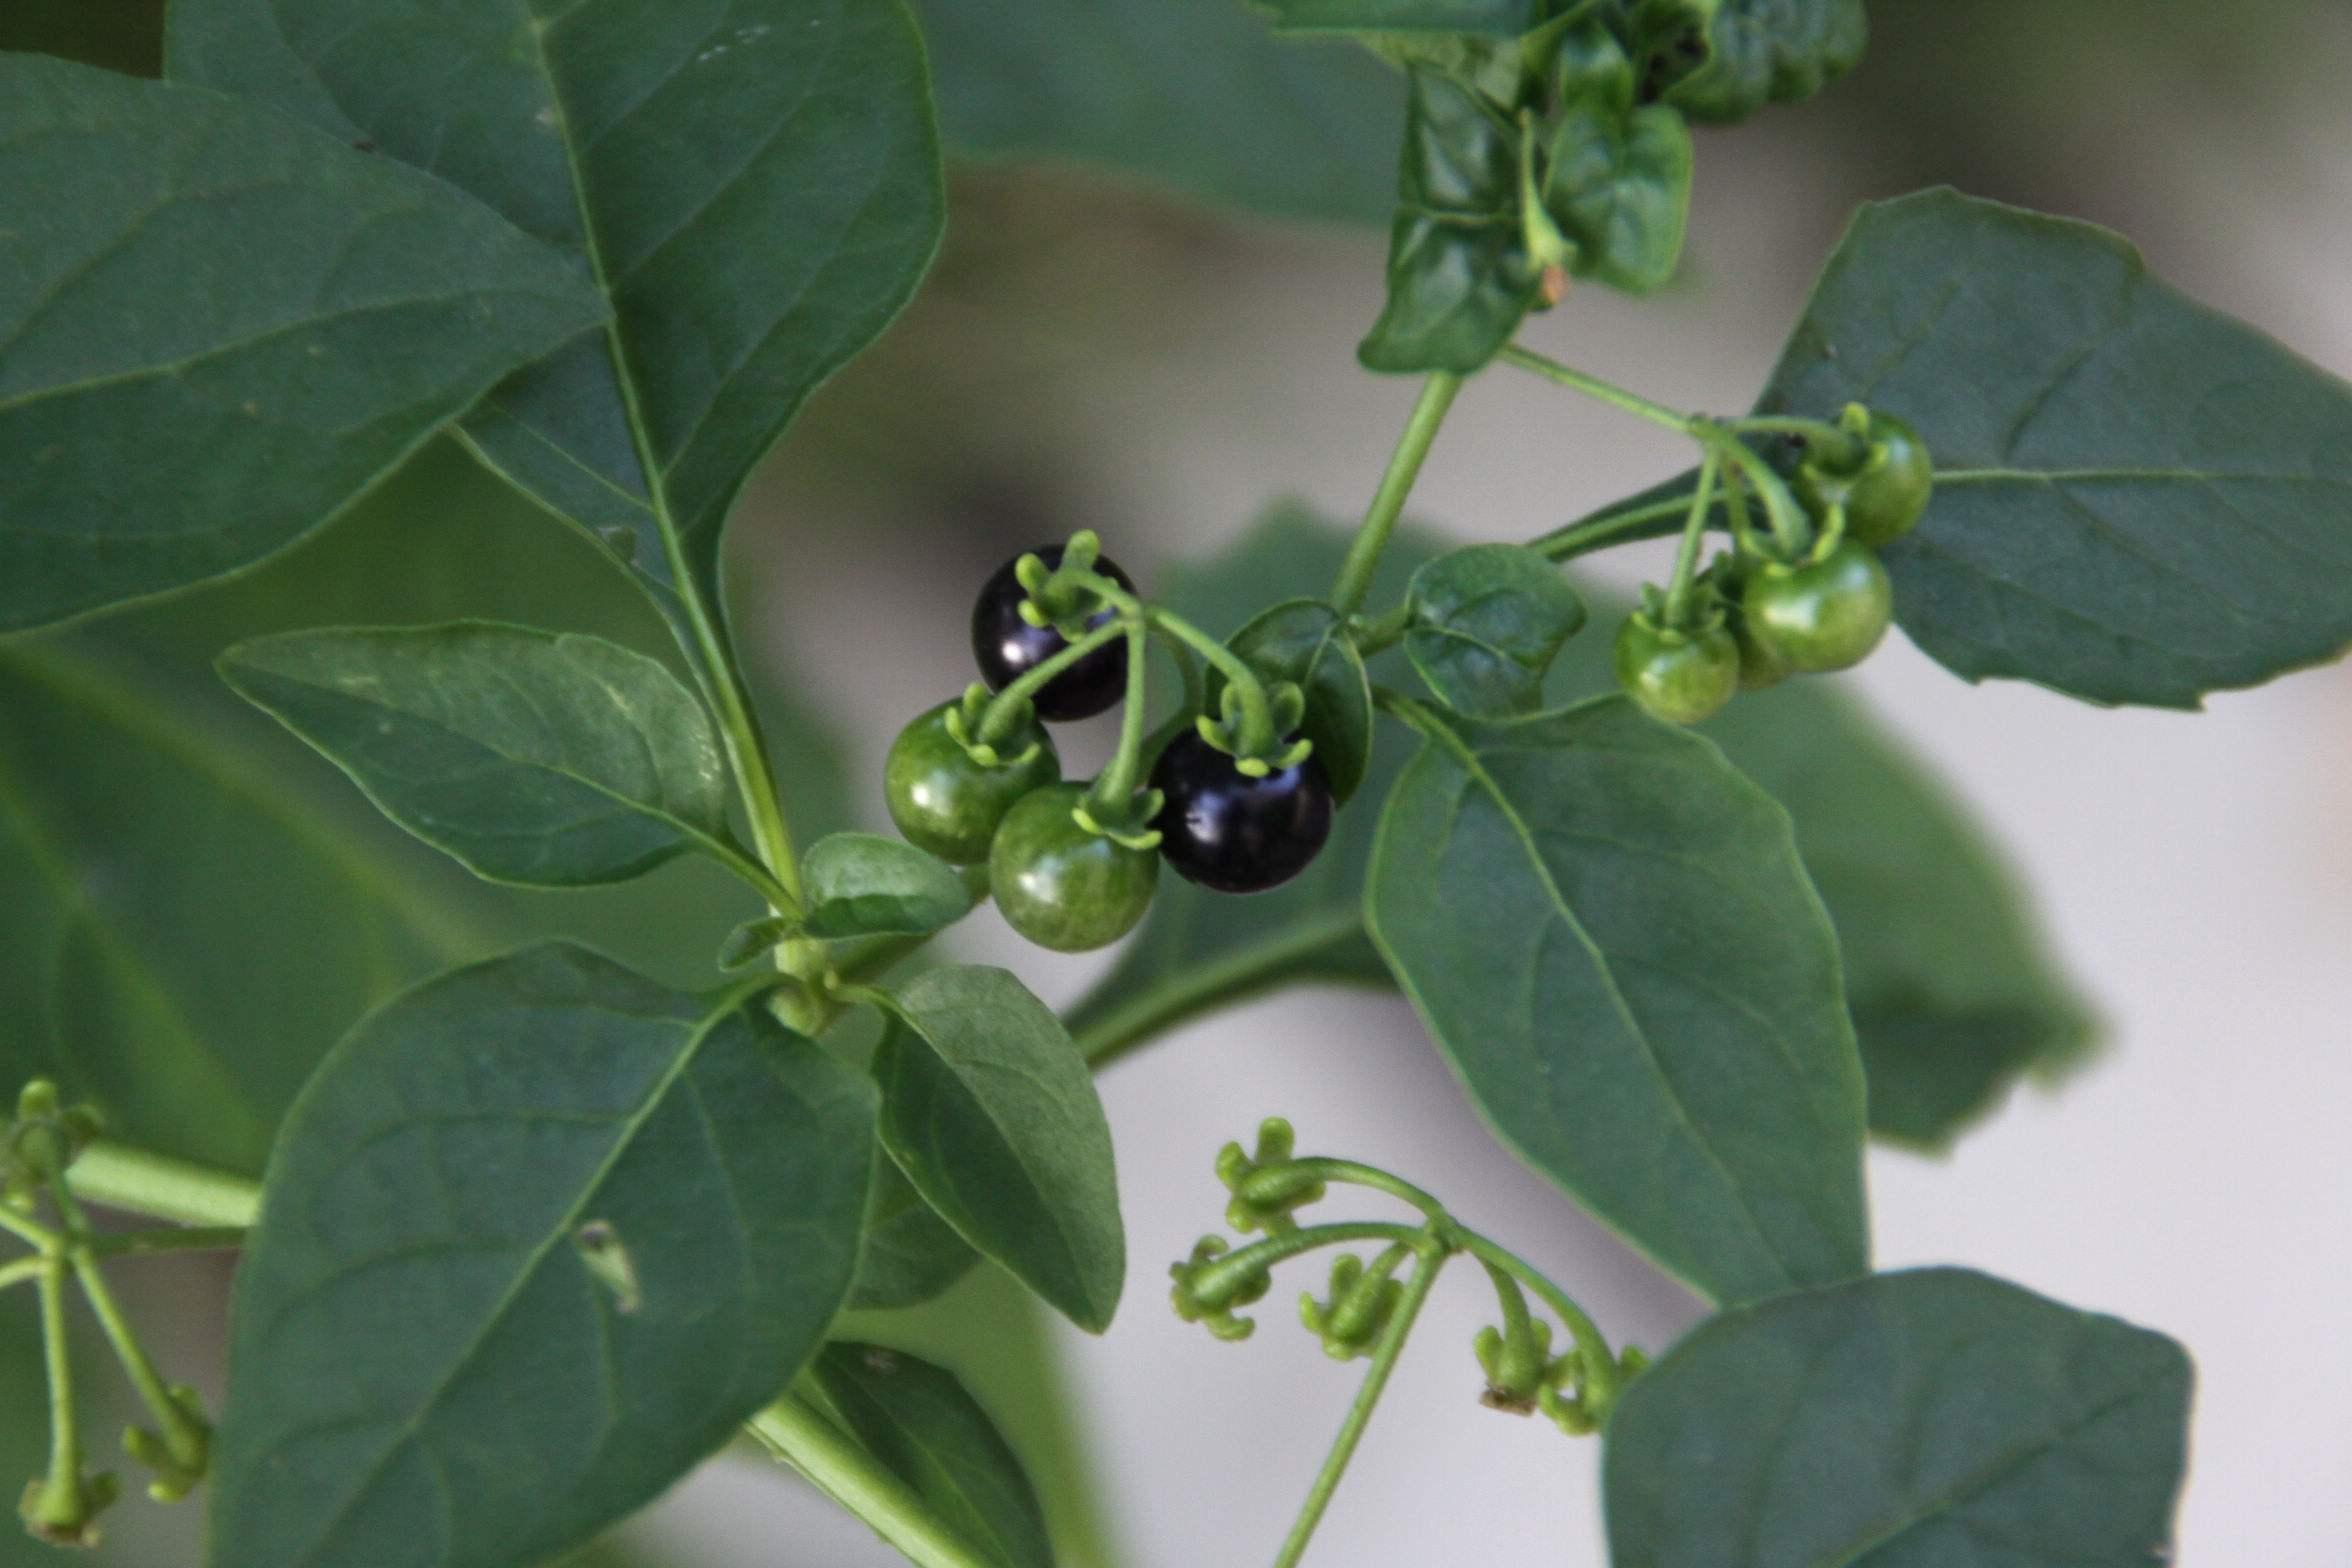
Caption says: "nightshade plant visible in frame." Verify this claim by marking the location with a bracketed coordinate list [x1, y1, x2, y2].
[4, 0, 2346, 1564]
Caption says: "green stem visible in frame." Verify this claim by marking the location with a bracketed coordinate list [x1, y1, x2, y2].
[33, 1253, 86, 1536]
[1088, 623, 1155, 809]
[0, 1203, 56, 1251]
[1699, 426, 1812, 559]
[1531, 493, 1704, 562]
[1447, 1229, 1621, 1416]
[1332, 374, 1464, 618]
[747, 1394, 999, 1568]
[0, 1256, 45, 1292]
[1660, 450, 1721, 630]
[1725, 413, 1867, 469]
[1189, 1223, 1429, 1302]
[70, 1252, 205, 1471]
[1498, 345, 1692, 435]
[1270, 1242, 1447, 1568]
[65, 1143, 260, 1230]
[1347, 601, 1414, 658]
[85, 1228, 249, 1259]
[974, 618, 1128, 745]
[1272, 1160, 1448, 1224]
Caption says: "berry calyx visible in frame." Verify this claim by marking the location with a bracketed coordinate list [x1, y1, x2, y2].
[884, 702, 1060, 865]
[1150, 730, 1334, 895]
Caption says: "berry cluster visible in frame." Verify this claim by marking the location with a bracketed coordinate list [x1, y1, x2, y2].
[1614, 406, 1931, 725]
[886, 543, 1335, 953]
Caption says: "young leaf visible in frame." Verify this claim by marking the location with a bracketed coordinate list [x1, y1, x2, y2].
[1605, 1267, 2193, 1568]
[872, 967, 1126, 1333]
[211, 944, 875, 1568]
[802, 834, 975, 940]
[1360, 68, 1539, 376]
[916, 0, 1402, 225]
[220, 624, 740, 890]
[850, 1160, 982, 1313]
[1542, 24, 1693, 293]
[808, 1344, 1054, 1568]
[1761, 189, 2352, 708]
[1365, 696, 1869, 1306]
[0, 55, 604, 633]
[168, 0, 945, 606]
[1404, 543, 1588, 717]
[1221, 600, 1376, 804]
[1633, 0, 1869, 123]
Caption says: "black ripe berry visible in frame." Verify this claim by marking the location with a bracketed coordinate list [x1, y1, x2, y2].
[1150, 731, 1334, 895]
[970, 546, 1134, 723]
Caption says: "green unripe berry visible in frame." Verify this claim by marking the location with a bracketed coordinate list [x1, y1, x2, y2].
[989, 784, 1158, 953]
[884, 702, 1059, 864]
[1739, 541, 1896, 674]
[1614, 615, 1741, 725]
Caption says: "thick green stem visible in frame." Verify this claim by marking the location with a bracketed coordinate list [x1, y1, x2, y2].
[1498, 345, 1692, 434]
[1270, 1242, 1447, 1568]
[1660, 451, 1721, 630]
[32, 1254, 87, 1537]
[1332, 374, 1464, 618]
[66, 1144, 260, 1230]
[1087, 623, 1155, 809]
[747, 1394, 999, 1568]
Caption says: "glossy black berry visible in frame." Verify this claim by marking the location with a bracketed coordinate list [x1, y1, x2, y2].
[1150, 731, 1334, 895]
[970, 546, 1134, 722]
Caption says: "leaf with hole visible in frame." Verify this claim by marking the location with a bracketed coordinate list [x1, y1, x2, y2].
[0, 55, 604, 633]
[220, 624, 741, 890]
[1605, 1267, 2193, 1568]
[802, 834, 975, 940]
[1366, 695, 1869, 1306]
[808, 1344, 1054, 1568]
[169, 0, 945, 607]
[210, 943, 875, 1568]
[873, 966, 1125, 1332]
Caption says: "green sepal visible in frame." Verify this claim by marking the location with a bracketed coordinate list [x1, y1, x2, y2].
[1169, 1236, 1271, 1342]
[1073, 790, 1167, 853]
[1299, 1251, 1408, 1361]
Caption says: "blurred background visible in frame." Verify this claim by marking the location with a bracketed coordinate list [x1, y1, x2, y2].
[3, 1, 2348, 1563]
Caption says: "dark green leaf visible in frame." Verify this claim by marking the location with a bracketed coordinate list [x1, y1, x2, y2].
[873, 967, 1124, 1332]
[1254, 0, 1556, 33]
[0, 55, 604, 633]
[1760, 189, 2352, 707]
[1366, 696, 1868, 1305]
[1360, 68, 1539, 376]
[1635, 0, 1868, 123]
[802, 834, 975, 940]
[1064, 509, 1430, 1060]
[1697, 684, 2093, 1147]
[914, 0, 1402, 226]
[1541, 24, 1692, 292]
[1605, 1267, 2192, 1568]
[168, 0, 945, 607]
[1222, 600, 1375, 804]
[212, 943, 874, 1568]
[220, 624, 735, 889]
[1404, 542, 1588, 717]
[808, 1344, 1053, 1568]
[850, 1160, 982, 1312]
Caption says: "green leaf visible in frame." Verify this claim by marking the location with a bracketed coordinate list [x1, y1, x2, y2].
[1759, 189, 2352, 707]
[1366, 696, 1868, 1305]
[219, 624, 737, 890]
[1254, 0, 1557, 33]
[212, 943, 875, 1568]
[0, 55, 604, 634]
[1064, 508, 1428, 1060]
[1360, 68, 1539, 376]
[913, 0, 1402, 226]
[1541, 25, 1692, 292]
[1697, 683, 2093, 1147]
[168, 0, 945, 608]
[872, 967, 1125, 1333]
[802, 834, 975, 940]
[850, 1160, 982, 1312]
[1604, 1267, 2193, 1568]
[1404, 542, 1588, 717]
[1634, 0, 1868, 123]
[808, 1344, 1054, 1568]
[1222, 600, 1376, 804]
